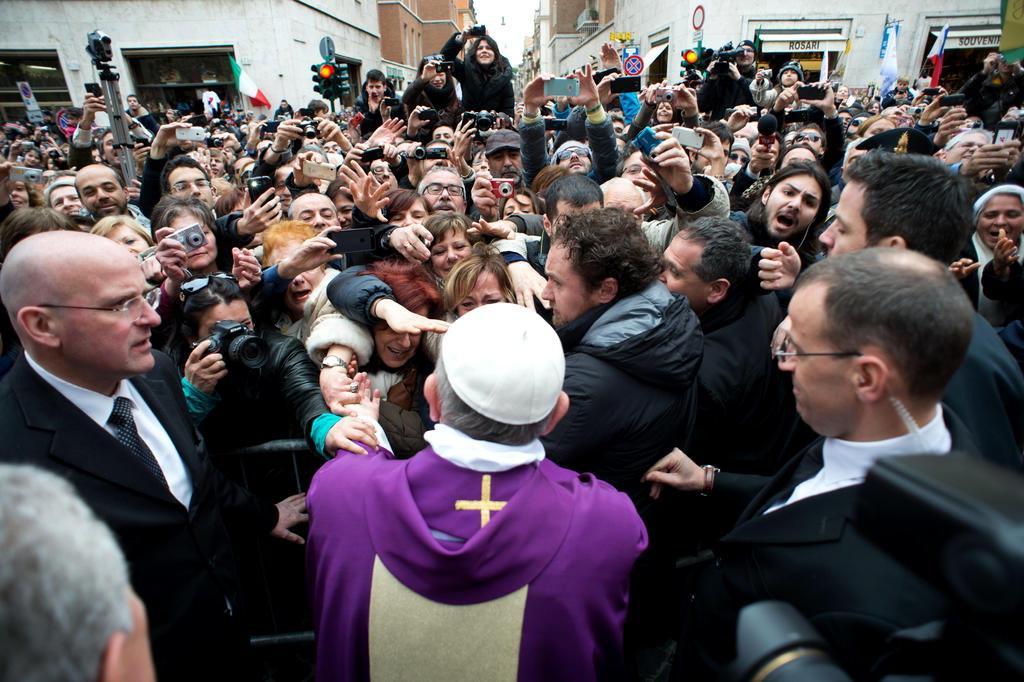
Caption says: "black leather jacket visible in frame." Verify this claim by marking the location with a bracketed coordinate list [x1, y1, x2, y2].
[173, 327, 329, 455]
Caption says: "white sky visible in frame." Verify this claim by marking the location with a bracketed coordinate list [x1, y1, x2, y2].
[472, 0, 538, 67]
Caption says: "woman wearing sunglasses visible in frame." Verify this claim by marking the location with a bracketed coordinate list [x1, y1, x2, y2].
[166, 272, 377, 459]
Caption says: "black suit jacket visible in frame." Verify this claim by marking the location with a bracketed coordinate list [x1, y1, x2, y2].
[0, 351, 278, 680]
[676, 409, 977, 681]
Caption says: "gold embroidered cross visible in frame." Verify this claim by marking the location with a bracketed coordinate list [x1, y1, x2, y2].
[455, 474, 507, 527]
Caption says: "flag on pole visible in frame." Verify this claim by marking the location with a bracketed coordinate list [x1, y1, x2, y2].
[926, 25, 950, 87]
[229, 56, 271, 109]
[1000, 0, 1024, 63]
[834, 38, 852, 79]
[879, 23, 900, 97]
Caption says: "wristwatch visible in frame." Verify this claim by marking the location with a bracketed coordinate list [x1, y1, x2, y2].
[321, 355, 346, 370]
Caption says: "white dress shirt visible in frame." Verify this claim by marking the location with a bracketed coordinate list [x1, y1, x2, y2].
[765, 407, 951, 514]
[25, 353, 193, 508]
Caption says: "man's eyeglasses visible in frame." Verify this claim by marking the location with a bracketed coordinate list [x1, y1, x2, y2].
[422, 183, 466, 198]
[171, 179, 211, 193]
[794, 132, 822, 143]
[770, 328, 861, 362]
[180, 273, 238, 298]
[37, 296, 150, 323]
[555, 146, 592, 162]
[370, 166, 394, 177]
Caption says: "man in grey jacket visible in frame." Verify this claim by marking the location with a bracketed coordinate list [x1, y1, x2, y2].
[518, 66, 619, 187]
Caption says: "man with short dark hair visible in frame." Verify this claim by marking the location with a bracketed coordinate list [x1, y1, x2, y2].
[818, 151, 1024, 468]
[75, 164, 150, 229]
[542, 208, 702, 669]
[542, 207, 701, 508]
[660, 218, 799, 475]
[355, 69, 393, 137]
[161, 156, 216, 208]
[650, 248, 978, 679]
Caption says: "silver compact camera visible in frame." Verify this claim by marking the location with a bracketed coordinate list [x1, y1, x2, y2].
[169, 222, 207, 253]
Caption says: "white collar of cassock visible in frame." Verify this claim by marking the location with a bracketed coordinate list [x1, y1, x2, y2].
[424, 423, 546, 473]
[820, 406, 951, 488]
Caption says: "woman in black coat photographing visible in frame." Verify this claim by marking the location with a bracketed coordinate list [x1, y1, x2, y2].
[440, 26, 515, 117]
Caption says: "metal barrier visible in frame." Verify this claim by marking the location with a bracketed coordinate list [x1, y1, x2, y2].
[212, 438, 322, 679]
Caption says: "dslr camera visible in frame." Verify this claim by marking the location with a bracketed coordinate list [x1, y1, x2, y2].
[711, 42, 745, 76]
[206, 321, 269, 370]
[412, 146, 449, 160]
[463, 111, 495, 132]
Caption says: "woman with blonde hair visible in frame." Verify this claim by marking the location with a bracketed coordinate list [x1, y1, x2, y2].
[442, 243, 515, 318]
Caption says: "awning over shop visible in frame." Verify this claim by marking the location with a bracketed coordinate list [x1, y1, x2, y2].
[933, 27, 1001, 51]
[760, 33, 847, 53]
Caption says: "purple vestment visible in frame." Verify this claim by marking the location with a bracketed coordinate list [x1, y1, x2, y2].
[306, 445, 647, 681]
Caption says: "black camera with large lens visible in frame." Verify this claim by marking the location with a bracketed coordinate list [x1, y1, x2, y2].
[298, 118, 318, 139]
[463, 111, 495, 132]
[205, 136, 224, 148]
[712, 42, 745, 75]
[206, 321, 269, 369]
[412, 146, 449, 160]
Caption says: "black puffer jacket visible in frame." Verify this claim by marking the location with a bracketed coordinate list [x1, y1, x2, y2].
[689, 285, 804, 476]
[173, 328, 329, 455]
[542, 282, 703, 517]
[440, 33, 515, 116]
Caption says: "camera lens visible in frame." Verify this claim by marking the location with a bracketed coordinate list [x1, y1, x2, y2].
[187, 231, 204, 247]
[228, 334, 269, 369]
[476, 115, 493, 131]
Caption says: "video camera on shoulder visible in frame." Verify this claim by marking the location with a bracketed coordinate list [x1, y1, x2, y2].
[711, 42, 745, 75]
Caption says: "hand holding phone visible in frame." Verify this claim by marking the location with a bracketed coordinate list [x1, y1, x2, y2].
[610, 77, 641, 94]
[247, 176, 274, 204]
[544, 78, 580, 98]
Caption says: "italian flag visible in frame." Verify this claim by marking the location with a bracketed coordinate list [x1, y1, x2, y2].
[230, 56, 271, 109]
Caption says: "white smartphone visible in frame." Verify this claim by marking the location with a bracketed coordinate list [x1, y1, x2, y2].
[175, 127, 206, 142]
[301, 159, 338, 181]
[672, 127, 704, 150]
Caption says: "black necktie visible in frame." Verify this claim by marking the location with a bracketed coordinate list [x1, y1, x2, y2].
[758, 445, 825, 514]
[109, 396, 168, 487]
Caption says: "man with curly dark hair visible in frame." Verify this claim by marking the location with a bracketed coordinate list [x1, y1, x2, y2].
[541, 207, 704, 669]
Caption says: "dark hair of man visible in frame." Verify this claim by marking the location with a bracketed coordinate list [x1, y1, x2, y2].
[779, 141, 821, 164]
[326, 178, 353, 203]
[616, 142, 640, 176]
[797, 248, 973, 399]
[677, 217, 751, 289]
[160, 156, 211, 194]
[797, 122, 827, 150]
[366, 69, 386, 84]
[746, 161, 831, 234]
[844, 151, 972, 263]
[307, 99, 329, 114]
[702, 121, 734, 148]
[554, 208, 661, 298]
[0, 208, 77, 261]
[151, 195, 216, 233]
[543, 174, 604, 222]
